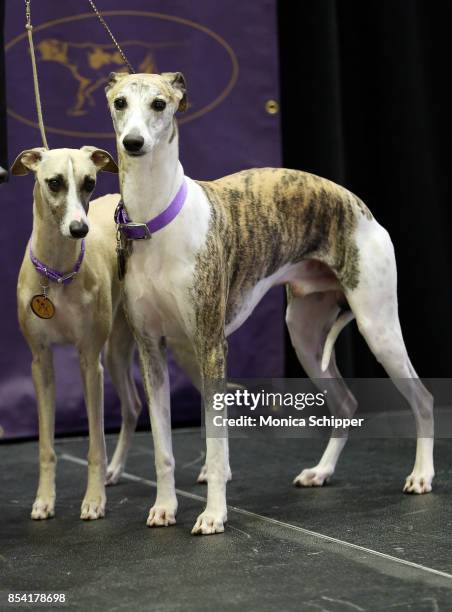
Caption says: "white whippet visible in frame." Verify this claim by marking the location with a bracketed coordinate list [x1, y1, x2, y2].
[12, 147, 142, 520]
[106, 71, 434, 535]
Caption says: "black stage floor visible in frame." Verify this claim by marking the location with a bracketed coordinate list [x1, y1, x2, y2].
[2, 431, 452, 611]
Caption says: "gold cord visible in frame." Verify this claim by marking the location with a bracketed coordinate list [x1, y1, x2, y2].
[25, 0, 49, 149]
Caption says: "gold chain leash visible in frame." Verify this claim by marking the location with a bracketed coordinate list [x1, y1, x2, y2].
[87, 0, 135, 74]
[25, 0, 49, 149]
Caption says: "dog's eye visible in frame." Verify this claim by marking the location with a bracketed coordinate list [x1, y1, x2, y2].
[48, 178, 62, 192]
[83, 177, 96, 192]
[151, 99, 166, 112]
[114, 97, 127, 110]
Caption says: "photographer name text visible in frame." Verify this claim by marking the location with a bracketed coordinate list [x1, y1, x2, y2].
[212, 415, 364, 428]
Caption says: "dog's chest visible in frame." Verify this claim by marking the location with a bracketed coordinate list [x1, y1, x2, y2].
[21, 282, 96, 345]
[124, 245, 195, 338]
[123, 183, 211, 339]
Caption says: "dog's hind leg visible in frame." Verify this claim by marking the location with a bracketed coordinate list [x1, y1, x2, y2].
[286, 290, 357, 487]
[30, 346, 57, 519]
[105, 307, 142, 485]
[346, 221, 434, 493]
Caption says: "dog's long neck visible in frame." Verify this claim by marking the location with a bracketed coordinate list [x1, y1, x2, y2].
[119, 124, 183, 223]
[30, 183, 81, 274]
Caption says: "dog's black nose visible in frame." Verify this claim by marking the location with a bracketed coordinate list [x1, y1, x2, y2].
[123, 135, 144, 153]
[69, 220, 89, 238]
[0, 166, 8, 184]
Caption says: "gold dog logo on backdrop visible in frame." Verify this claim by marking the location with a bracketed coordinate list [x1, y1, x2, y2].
[6, 11, 239, 139]
[35, 38, 175, 117]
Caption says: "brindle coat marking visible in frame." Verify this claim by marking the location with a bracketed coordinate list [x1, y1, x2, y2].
[194, 168, 369, 335]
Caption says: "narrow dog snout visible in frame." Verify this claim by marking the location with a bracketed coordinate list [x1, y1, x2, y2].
[123, 135, 144, 154]
[69, 220, 89, 238]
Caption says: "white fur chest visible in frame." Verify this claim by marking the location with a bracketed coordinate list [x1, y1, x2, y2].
[123, 177, 210, 341]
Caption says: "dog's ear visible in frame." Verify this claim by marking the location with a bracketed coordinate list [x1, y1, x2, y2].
[81, 146, 118, 173]
[105, 71, 127, 93]
[10, 148, 46, 176]
[161, 72, 188, 112]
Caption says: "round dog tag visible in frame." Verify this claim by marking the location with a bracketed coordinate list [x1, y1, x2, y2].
[30, 294, 56, 319]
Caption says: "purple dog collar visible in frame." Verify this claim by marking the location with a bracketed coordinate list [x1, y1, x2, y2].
[29, 239, 86, 284]
[115, 178, 188, 240]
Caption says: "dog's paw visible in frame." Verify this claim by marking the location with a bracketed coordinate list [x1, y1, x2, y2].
[191, 510, 227, 535]
[31, 497, 55, 520]
[403, 473, 433, 494]
[146, 503, 177, 527]
[80, 495, 106, 520]
[106, 463, 124, 486]
[196, 464, 232, 484]
[293, 467, 332, 487]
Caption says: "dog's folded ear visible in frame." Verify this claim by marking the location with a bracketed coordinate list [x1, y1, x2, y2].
[81, 146, 118, 173]
[161, 72, 188, 112]
[105, 71, 127, 92]
[10, 148, 46, 175]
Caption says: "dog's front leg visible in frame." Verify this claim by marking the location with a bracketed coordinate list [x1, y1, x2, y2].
[137, 337, 177, 527]
[78, 349, 107, 520]
[192, 339, 229, 535]
[31, 347, 56, 519]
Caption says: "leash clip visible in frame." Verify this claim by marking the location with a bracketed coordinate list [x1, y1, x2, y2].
[120, 222, 152, 240]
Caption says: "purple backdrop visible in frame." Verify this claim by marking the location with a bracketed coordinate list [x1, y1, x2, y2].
[0, 0, 283, 440]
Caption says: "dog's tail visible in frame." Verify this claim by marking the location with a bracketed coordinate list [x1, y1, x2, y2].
[321, 311, 355, 372]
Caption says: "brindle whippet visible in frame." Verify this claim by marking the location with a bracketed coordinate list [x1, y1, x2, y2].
[106, 72, 434, 535]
